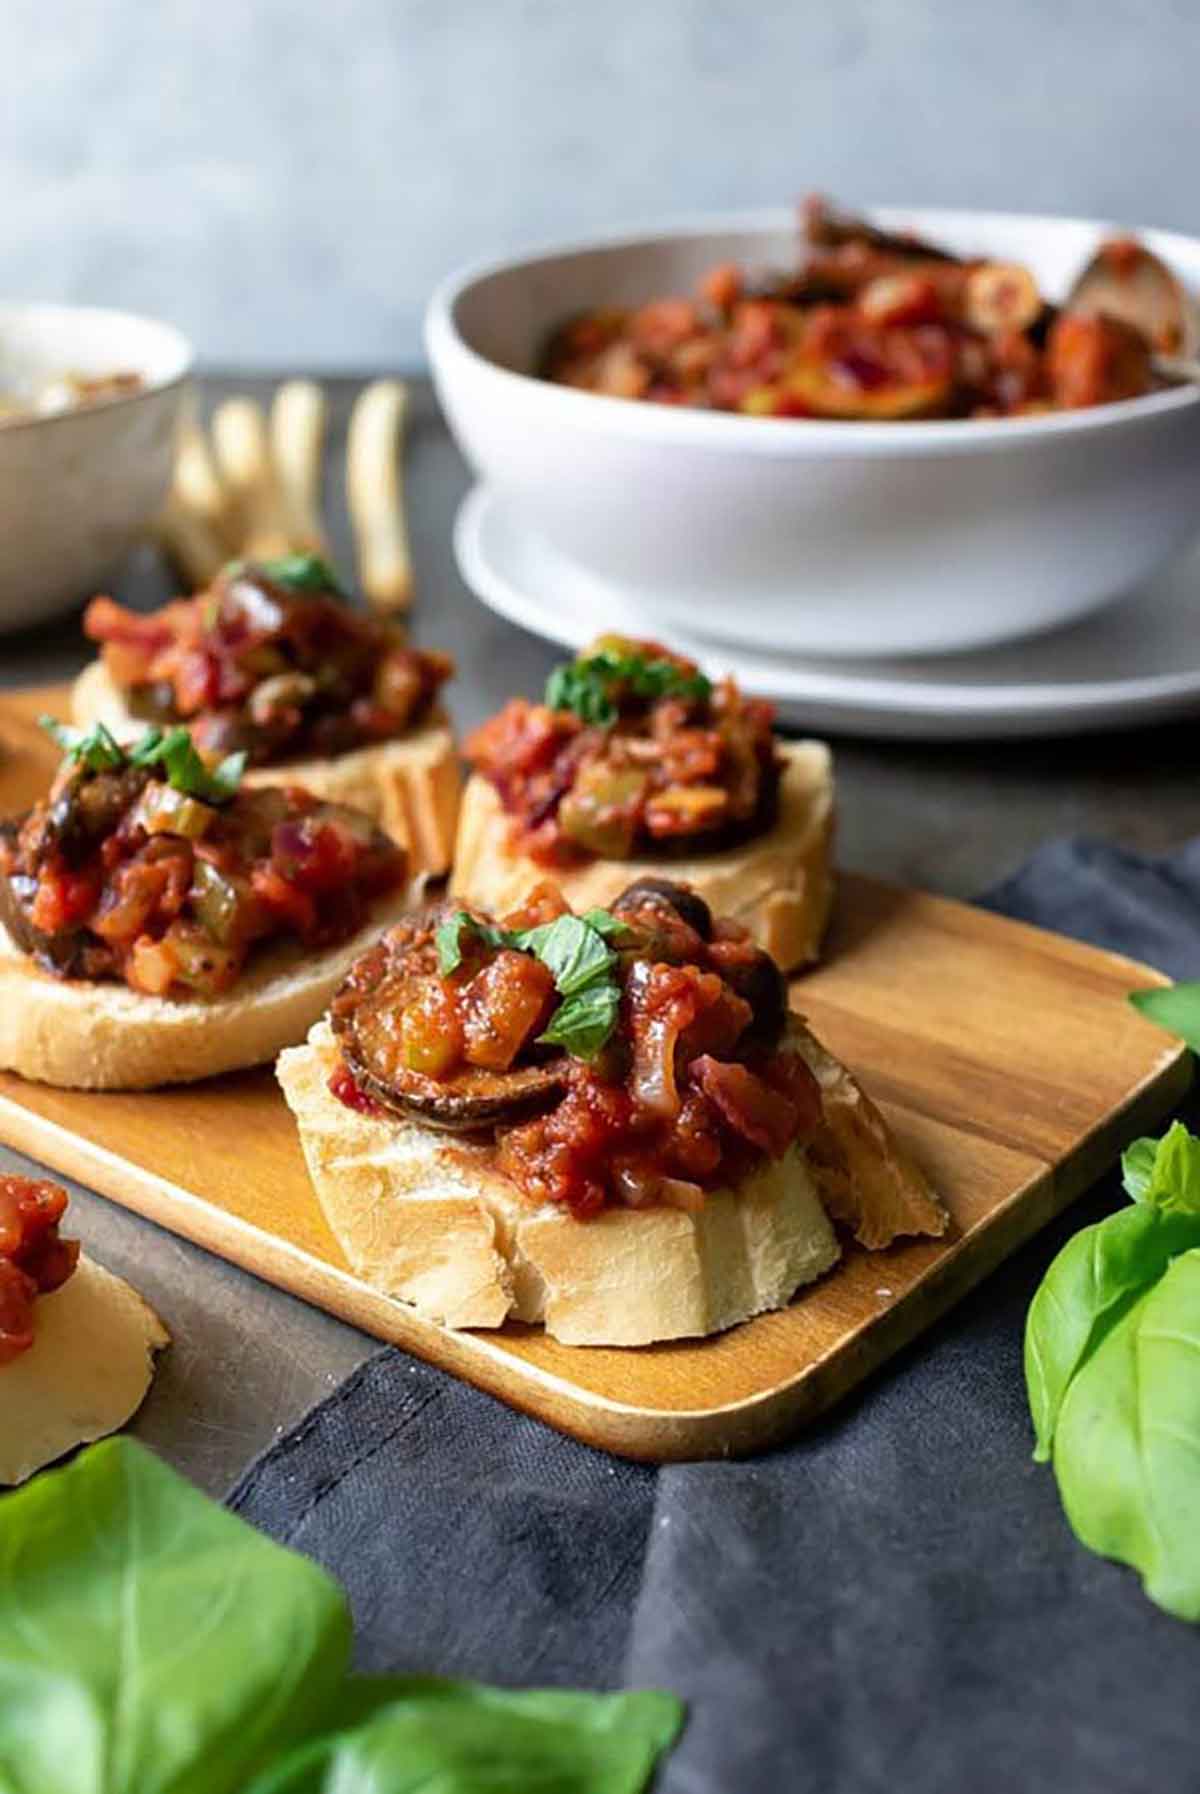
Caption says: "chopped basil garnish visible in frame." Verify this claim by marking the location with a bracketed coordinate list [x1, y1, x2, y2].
[511, 913, 617, 997]
[129, 727, 247, 804]
[38, 717, 126, 773]
[434, 912, 512, 976]
[545, 646, 711, 727]
[249, 552, 344, 595]
[537, 979, 622, 1059]
[40, 717, 245, 805]
[434, 908, 626, 1060]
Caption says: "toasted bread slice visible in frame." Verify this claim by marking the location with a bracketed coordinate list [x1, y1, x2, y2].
[450, 741, 834, 972]
[277, 1015, 944, 1347]
[72, 659, 462, 877]
[0, 887, 412, 1089]
[0, 1254, 168, 1485]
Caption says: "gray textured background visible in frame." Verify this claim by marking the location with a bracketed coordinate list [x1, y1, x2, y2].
[3, 0, 1197, 368]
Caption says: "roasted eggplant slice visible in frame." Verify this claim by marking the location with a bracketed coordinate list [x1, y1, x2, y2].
[330, 919, 568, 1132]
[348, 1047, 568, 1131]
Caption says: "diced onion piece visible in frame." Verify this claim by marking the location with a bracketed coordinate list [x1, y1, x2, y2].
[126, 935, 178, 997]
[132, 783, 214, 841]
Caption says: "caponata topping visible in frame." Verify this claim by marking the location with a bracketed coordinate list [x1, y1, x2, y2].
[542, 194, 1159, 420]
[0, 740, 405, 998]
[83, 558, 453, 766]
[0, 1176, 78, 1364]
[465, 636, 780, 867]
[329, 880, 818, 1219]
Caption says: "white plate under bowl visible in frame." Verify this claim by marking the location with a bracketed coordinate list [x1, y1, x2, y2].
[455, 484, 1200, 740]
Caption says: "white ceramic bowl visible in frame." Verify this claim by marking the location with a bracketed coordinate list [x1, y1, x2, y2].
[0, 304, 192, 633]
[427, 207, 1200, 657]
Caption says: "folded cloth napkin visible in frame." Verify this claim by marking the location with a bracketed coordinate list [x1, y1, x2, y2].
[230, 838, 1200, 1794]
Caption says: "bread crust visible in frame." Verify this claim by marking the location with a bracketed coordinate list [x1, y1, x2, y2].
[278, 1020, 852, 1347]
[450, 741, 835, 972]
[0, 1254, 168, 1485]
[0, 887, 413, 1089]
[792, 1021, 949, 1248]
[72, 659, 462, 876]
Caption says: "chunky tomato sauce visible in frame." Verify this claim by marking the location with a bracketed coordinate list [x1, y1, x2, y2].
[0, 1175, 78, 1363]
[0, 760, 404, 999]
[84, 561, 453, 765]
[465, 637, 780, 866]
[330, 879, 822, 1219]
[543, 195, 1158, 420]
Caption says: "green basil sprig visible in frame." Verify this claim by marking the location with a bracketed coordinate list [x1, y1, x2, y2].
[129, 726, 247, 804]
[1129, 980, 1200, 1052]
[227, 552, 345, 595]
[546, 646, 711, 727]
[0, 1438, 682, 1794]
[40, 717, 245, 806]
[435, 909, 629, 1061]
[1025, 1120, 1200, 1620]
[39, 716, 126, 774]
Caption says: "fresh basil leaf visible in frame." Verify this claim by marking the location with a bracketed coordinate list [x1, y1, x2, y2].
[1121, 1119, 1200, 1214]
[130, 726, 245, 805]
[212, 749, 249, 796]
[1129, 981, 1200, 1053]
[1024, 1201, 1200, 1461]
[435, 913, 470, 975]
[1121, 1135, 1160, 1204]
[247, 1678, 682, 1794]
[545, 646, 711, 726]
[39, 715, 126, 773]
[0, 1437, 351, 1794]
[436, 909, 623, 1059]
[581, 907, 633, 943]
[1053, 1247, 1200, 1622]
[257, 553, 344, 595]
[545, 659, 618, 725]
[513, 913, 616, 997]
[539, 980, 621, 1059]
[435, 911, 510, 976]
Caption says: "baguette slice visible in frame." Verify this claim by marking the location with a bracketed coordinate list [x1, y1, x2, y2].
[0, 887, 412, 1089]
[0, 1254, 168, 1485]
[277, 1015, 941, 1347]
[450, 741, 834, 972]
[72, 660, 462, 878]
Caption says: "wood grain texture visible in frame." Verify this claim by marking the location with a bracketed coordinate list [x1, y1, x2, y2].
[0, 687, 1190, 1459]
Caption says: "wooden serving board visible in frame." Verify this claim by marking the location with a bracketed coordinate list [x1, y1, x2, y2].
[0, 686, 1190, 1459]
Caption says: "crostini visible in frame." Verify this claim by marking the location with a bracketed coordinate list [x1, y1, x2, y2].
[0, 1174, 167, 1484]
[72, 554, 461, 876]
[0, 721, 412, 1088]
[278, 878, 945, 1346]
[451, 636, 833, 972]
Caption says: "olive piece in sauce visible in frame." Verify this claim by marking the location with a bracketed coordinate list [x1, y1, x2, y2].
[612, 877, 713, 941]
[718, 947, 788, 1044]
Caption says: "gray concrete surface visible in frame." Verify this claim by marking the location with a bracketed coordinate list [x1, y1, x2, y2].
[2, 373, 1196, 1496]
[3, 2, 1199, 368]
